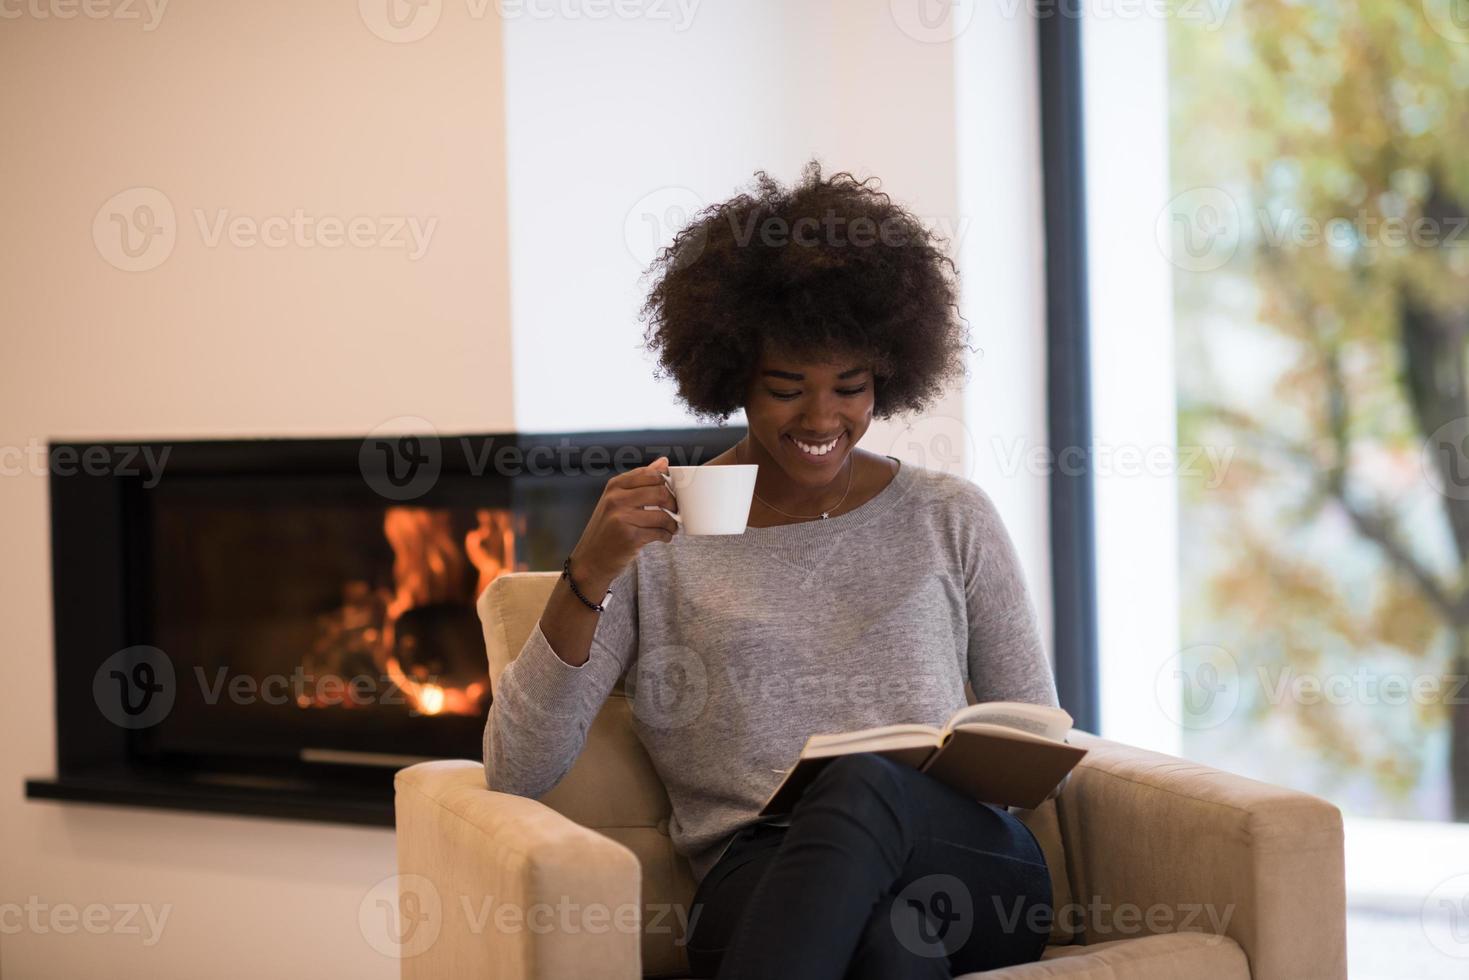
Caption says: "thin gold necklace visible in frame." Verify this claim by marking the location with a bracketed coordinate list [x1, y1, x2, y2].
[740, 438, 855, 520]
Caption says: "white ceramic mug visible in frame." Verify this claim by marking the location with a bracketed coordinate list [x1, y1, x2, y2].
[642, 464, 757, 535]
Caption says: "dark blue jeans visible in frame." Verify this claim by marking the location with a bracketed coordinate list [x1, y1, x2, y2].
[685, 753, 1052, 979]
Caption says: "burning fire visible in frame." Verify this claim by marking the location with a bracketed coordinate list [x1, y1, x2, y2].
[303, 506, 518, 716]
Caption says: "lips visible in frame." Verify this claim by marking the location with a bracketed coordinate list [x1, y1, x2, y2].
[785, 432, 844, 463]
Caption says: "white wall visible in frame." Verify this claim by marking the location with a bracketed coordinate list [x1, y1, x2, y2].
[1, 1, 1051, 976]
[503, 0, 1054, 647]
[0, 2, 513, 977]
[504, 0, 963, 435]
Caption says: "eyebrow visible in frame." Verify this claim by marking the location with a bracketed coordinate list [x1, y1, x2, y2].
[762, 367, 869, 381]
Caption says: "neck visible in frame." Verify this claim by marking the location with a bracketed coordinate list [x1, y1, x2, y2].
[740, 437, 854, 517]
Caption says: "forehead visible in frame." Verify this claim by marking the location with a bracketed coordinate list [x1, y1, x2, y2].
[757, 346, 871, 376]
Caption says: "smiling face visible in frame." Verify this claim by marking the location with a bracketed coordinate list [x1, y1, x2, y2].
[741, 345, 876, 493]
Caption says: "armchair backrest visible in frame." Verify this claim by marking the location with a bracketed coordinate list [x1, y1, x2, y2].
[480, 572, 698, 978]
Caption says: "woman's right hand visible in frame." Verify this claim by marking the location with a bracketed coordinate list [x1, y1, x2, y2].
[567, 456, 679, 587]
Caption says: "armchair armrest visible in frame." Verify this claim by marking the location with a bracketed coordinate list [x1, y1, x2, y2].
[1056, 733, 1346, 980]
[395, 760, 643, 980]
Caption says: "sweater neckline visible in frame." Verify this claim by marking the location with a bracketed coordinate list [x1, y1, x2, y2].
[734, 456, 919, 546]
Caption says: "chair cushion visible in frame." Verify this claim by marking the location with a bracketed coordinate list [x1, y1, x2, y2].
[958, 933, 1249, 979]
[1015, 797, 1074, 947]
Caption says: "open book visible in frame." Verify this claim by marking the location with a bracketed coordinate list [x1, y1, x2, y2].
[759, 702, 1087, 816]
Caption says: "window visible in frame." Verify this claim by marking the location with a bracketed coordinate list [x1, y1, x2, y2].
[1080, 4, 1469, 974]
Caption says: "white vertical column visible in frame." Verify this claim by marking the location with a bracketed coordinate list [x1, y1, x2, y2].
[954, 3, 1055, 664]
[1082, 13, 1180, 752]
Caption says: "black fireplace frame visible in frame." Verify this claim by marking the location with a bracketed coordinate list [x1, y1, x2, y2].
[25, 426, 744, 826]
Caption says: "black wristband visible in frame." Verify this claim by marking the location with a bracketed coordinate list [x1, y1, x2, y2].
[562, 556, 610, 613]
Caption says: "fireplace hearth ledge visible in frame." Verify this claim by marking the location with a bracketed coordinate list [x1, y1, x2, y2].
[23, 764, 428, 827]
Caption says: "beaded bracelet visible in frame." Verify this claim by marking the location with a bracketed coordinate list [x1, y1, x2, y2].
[562, 556, 611, 613]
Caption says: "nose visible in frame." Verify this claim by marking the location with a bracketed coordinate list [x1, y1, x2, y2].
[801, 397, 844, 435]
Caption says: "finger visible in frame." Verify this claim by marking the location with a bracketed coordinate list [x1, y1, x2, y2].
[634, 524, 676, 545]
[619, 483, 678, 512]
[611, 457, 670, 489]
[624, 508, 679, 534]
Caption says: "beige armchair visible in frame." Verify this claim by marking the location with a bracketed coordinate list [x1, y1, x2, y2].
[395, 572, 1347, 979]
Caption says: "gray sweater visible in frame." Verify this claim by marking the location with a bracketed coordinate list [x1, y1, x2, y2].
[483, 459, 1058, 884]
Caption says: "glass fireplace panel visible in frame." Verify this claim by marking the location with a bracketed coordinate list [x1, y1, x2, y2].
[139, 473, 515, 764]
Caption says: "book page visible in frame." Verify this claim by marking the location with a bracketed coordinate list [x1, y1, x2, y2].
[802, 724, 943, 757]
[945, 702, 1072, 741]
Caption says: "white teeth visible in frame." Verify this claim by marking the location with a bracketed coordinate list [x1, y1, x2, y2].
[793, 436, 839, 455]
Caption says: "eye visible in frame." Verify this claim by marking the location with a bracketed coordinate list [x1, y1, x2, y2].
[767, 385, 868, 401]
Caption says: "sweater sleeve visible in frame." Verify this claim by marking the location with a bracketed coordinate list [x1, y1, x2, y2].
[961, 483, 1059, 707]
[483, 560, 640, 797]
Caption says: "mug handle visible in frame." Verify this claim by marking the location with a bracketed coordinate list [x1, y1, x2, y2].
[641, 471, 681, 525]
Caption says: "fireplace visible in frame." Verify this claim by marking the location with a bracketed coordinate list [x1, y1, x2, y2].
[26, 428, 742, 825]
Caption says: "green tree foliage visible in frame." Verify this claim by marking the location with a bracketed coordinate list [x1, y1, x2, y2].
[1169, 0, 1469, 819]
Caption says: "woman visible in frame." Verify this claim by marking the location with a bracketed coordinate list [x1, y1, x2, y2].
[485, 162, 1055, 978]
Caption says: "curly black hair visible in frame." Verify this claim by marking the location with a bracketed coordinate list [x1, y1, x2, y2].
[639, 161, 971, 424]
